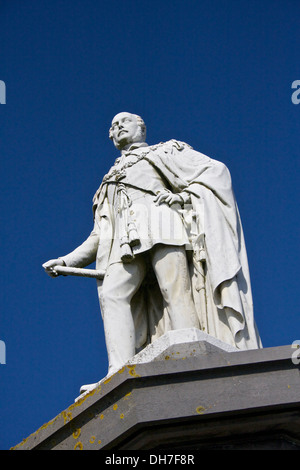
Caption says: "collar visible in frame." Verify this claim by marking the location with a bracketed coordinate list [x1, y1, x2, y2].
[121, 142, 148, 155]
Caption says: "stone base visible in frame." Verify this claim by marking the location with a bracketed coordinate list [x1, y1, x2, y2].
[75, 328, 238, 402]
[78, 329, 237, 399]
[12, 329, 300, 450]
[128, 328, 238, 365]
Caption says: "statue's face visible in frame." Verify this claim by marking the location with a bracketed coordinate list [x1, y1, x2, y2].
[110, 112, 144, 150]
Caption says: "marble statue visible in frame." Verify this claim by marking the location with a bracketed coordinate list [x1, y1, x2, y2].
[43, 112, 262, 381]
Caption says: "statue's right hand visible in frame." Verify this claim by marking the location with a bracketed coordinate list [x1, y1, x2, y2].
[42, 258, 65, 278]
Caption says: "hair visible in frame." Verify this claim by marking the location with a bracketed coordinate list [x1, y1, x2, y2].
[109, 113, 146, 140]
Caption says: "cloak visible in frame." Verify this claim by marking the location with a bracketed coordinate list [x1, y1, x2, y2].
[141, 140, 262, 350]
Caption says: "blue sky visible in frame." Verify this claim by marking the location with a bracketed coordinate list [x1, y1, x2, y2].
[0, 0, 299, 450]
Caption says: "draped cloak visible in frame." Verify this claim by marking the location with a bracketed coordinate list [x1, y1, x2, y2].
[62, 140, 262, 352]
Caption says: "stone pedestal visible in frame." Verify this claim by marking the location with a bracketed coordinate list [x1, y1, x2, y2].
[12, 329, 300, 450]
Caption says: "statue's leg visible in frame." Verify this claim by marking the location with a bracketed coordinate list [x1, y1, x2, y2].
[100, 257, 146, 374]
[151, 244, 199, 330]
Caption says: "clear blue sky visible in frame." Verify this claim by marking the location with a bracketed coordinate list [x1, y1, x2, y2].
[0, 0, 299, 450]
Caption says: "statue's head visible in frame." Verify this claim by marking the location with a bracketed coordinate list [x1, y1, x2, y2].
[109, 112, 146, 150]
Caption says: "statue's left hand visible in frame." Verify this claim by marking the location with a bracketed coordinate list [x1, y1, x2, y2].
[154, 189, 183, 206]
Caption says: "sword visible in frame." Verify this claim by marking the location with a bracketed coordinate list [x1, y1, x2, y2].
[43, 264, 105, 280]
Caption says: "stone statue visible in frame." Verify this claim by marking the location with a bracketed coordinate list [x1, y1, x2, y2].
[43, 112, 262, 380]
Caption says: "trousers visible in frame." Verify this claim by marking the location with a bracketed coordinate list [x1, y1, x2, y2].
[99, 244, 199, 373]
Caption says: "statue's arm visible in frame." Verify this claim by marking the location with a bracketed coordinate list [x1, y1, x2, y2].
[43, 227, 100, 277]
[59, 229, 99, 268]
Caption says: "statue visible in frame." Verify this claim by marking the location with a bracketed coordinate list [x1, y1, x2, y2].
[43, 112, 262, 383]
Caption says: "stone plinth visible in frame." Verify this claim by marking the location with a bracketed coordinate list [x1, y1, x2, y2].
[12, 329, 300, 450]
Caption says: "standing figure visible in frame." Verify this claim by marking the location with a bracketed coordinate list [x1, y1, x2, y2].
[43, 112, 261, 379]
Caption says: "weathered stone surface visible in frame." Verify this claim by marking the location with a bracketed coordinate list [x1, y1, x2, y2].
[12, 333, 300, 450]
[127, 328, 238, 365]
